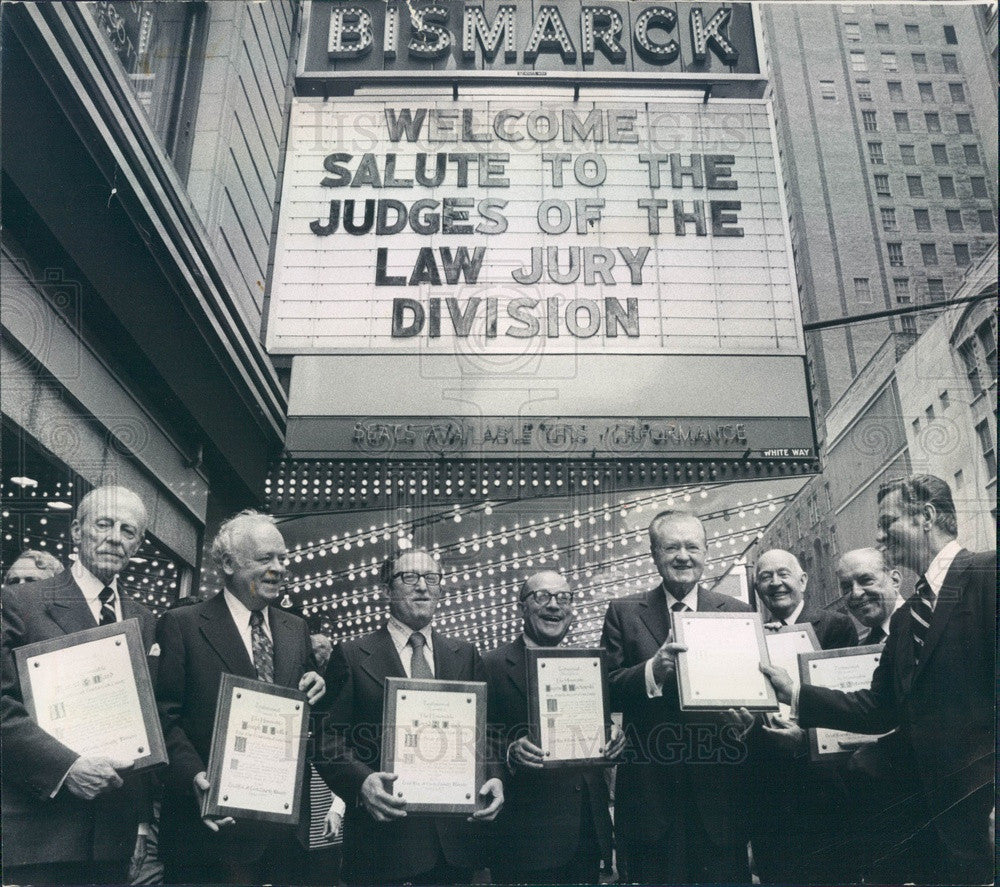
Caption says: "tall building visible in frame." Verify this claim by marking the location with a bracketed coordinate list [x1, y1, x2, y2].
[762, 3, 998, 425]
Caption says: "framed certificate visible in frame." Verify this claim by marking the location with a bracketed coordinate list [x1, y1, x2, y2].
[673, 611, 779, 711]
[201, 674, 309, 825]
[381, 677, 485, 815]
[764, 624, 819, 719]
[799, 644, 887, 762]
[526, 647, 611, 768]
[15, 619, 166, 770]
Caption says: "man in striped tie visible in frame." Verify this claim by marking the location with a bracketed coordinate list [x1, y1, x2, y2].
[762, 474, 995, 884]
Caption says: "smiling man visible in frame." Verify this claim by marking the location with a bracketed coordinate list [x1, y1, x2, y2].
[316, 547, 504, 885]
[155, 510, 324, 885]
[836, 548, 903, 644]
[483, 570, 622, 884]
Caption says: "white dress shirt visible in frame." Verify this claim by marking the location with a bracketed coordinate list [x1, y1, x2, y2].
[922, 539, 963, 606]
[72, 560, 122, 623]
[386, 615, 435, 677]
[222, 589, 272, 661]
[645, 585, 699, 698]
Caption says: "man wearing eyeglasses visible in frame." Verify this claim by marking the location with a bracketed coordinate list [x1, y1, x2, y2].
[316, 547, 504, 885]
[482, 570, 623, 884]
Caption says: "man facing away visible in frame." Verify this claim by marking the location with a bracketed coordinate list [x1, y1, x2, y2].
[2, 485, 155, 885]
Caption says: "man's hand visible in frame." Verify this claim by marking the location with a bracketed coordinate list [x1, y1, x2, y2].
[763, 621, 784, 632]
[650, 631, 688, 685]
[299, 671, 325, 705]
[603, 724, 626, 761]
[193, 771, 235, 832]
[470, 777, 504, 822]
[508, 736, 545, 770]
[360, 772, 407, 822]
[724, 707, 756, 737]
[759, 663, 794, 705]
[322, 805, 343, 840]
[761, 713, 806, 754]
[64, 756, 130, 800]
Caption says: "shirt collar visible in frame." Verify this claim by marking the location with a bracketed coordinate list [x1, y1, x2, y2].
[387, 614, 432, 652]
[923, 539, 963, 596]
[71, 559, 117, 604]
[664, 584, 699, 611]
[223, 589, 270, 633]
[879, 596, 905, 636]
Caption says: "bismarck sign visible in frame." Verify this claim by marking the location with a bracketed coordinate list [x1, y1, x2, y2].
[300, 1, 762, 85]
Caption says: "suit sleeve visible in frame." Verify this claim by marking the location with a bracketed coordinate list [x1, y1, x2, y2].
[473, 647, 504, 783]
[0, 589, 79, 799]
[155, 610, 205, 795]
[601, 602, 650, 710]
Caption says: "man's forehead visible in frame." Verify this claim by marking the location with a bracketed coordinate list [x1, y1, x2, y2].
[651, 515, 704, 541]
[397, 550, 437, 570]
[524, 571, 569, 593]
[756, 550, 799, 573]
[838, 550, 884, 576]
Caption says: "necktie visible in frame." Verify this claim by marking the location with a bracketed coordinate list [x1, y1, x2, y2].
[408, 632, 434, 679]
[98, 587, 117, 625]
[866, 625, 887, 645]
[249, 610, 274, 683]
[670, 600, 690, 612]
[779, 618, 789, 627]
[910, 577, 934, 662]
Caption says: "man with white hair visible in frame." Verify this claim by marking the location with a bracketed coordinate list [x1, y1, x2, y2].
[2, 485, 155, 884]
[155, 510, 325, 885]
[3, 548, 65, 585]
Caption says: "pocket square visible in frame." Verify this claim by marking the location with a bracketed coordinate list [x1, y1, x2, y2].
[148, 643, 161, 657]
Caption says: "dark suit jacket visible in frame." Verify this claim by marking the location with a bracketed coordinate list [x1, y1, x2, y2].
[481, 636, 612, 873]
[154, 591, 315, 863]
[315, 625, 494, 883]
[799, 548, 995, 859]
[795, 604, 858, 650]
[1, 572, 155, 867]
[601, 585, 751, 851]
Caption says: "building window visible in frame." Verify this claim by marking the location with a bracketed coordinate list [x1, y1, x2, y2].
[819, 79, 837, 100]
[960, 340, 983, 395]
[963, 144, 981, 164]
[874, 174, 891, 196]
[921, 243, 938, 265]
[854, 277, 873, 303]
[905, 23, 921, 43]
[939, 176, 956, 198]
[940, 390, 950, 408]
[931, 143, 948, 164]
[893, 111, 910, 131]
[925, 112, 941, 131]
[913, 208, 932, 230]
[857, 79, 873, 101]
[925, 404, 935, 422]
[881, 52, 898, 72]
[907, 175, 924, 196]
[900, 144, 916, 164]
[953, 244, 971, 266]
[946, 209, 964, 232]
[868, 142, 885, 164]
[927, 278, 946, 299]
[851, 51, 868, 72]
[975, 420, 997, 479]
[875, 21, 891, 40]
[845, 22, 861, 41]
[893, 277, 911, 303]
[902, 315, 917, 334]
[918, 82, 935, 102]
[970, 176, 988, 198]
[949, 82, 966, 102]
[956, 113, 973, 133]
[943, 24, 957, 44]
[862, 110, 878, 131]
[881, 207, 898, 231]
[976, 320, 997, 383]
[942, 52, 958, 72]
[911, 51, 927, 70]
[978, 210, 996, 232]
[888, 81, 904, 101]
[888, 242, 905, 266]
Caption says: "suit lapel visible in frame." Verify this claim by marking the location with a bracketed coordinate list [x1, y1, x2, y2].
[269, 607, 300, 688]
[45, 573, 98, 635]
[432, 630, 464, 680]
[637, 585, 672, 645]
[912, 549, 967, 684]
[698, 588, 730, 612]
[360, 627, 405, 685]
[504, 636, 528, 700]
[198, 593, 257, 678]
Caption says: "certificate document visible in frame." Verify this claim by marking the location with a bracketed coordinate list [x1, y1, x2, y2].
[202, 674, 309, 824]
[15, 619, 166, 769]
[764, 624, 819, 719]
[673, 611, 779, 711]
[526, 647, 610, 767]
[800, 645, 887, 761]
[382, 678, 485, 815]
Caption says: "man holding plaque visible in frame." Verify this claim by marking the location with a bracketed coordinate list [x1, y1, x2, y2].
[482, 570, 623, 885]
[155, 510, 325, 885]
[1, 485, 155, 885]
[762, 475, 995, 884]
[316, 546, 504, 885]
[601, 509, 752, 884]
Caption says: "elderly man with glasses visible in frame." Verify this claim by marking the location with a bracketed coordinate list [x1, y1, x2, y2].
[316, 546, 504, 885]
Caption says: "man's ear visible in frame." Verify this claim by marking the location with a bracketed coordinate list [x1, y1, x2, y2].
[800, 572, 808, 591]
[220, 553, 236, 578]
[70, 518, 82, 546]
[888, 568, 902, 590]
[920, 502, 937, 531]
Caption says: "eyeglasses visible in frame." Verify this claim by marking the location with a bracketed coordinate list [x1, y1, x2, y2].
[392, 571, 443, 587]
[520, 590, 574, 606]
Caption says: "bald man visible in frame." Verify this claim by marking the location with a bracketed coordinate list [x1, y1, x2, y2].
[836, 548, 903, 645]
[482, 571, 622, 884]
[2, 485, 156, 884]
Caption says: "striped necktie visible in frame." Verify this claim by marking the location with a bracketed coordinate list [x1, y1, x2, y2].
[98, 587, 117, 625]
[910, 577, 934, 662]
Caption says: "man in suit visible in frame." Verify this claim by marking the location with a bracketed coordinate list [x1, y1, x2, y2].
[155, 510, 325, 885]
[762, 474, 995, 884]
[836, 547, 903, 645]
[315, 546, 504, 885]
[1, 485, 155, 885]
[600, 508, 752, 884]
[482, 570, 623, 885]
[4, 548, 65, 584]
